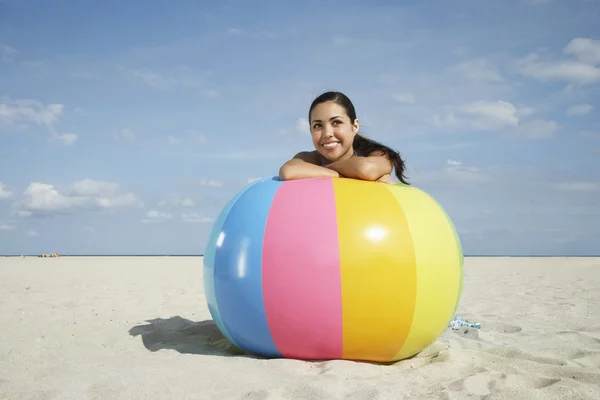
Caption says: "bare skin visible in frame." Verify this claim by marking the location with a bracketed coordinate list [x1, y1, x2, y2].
[278, 150, 396, 183]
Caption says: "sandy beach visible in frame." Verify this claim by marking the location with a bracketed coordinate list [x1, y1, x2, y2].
[1, 256, 599, 399]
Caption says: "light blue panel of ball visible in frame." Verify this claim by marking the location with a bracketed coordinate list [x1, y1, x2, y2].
[213, 177, 283, 358]
[203, 177, 269, 348]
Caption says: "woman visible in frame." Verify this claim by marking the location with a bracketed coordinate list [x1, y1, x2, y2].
[278, 91, 409, 185]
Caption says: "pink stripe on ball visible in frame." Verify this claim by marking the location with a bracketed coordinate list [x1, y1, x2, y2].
[262, 178, 343, 359]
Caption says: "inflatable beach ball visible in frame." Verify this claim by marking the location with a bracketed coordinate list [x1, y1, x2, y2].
[203, 177, 463, 363]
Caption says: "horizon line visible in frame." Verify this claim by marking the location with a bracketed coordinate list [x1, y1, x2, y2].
[1, 254, 599, 258]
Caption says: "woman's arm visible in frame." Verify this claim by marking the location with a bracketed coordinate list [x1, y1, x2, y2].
[325, 151, 393, 181]
[375, 174, 396, 184]
[278, 152, 341, 180]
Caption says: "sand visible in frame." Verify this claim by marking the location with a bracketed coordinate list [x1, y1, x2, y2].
[1, 256, 599, 400]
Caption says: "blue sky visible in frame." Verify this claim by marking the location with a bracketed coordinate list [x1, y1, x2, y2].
[1, 0, 599, 256]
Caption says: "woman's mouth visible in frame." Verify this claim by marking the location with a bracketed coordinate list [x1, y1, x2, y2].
[322, 142, 340, 150]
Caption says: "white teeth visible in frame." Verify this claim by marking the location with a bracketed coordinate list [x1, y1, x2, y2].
[322, 142, 339, 149]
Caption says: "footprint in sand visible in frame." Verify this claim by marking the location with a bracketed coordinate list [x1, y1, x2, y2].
[88, 382, 127, 400]
[486, 346, 568, 366]
[280, 383, 331, 399]
[2, 389, 61, 400]
[496, 374, 562, 390]
[240, 389, 269, 400]
[556, 330, 600, 346]
[401, 343, 452, 368]
[489, 322, 523, 334]
[344, 388, 380, 399]
[446, 367, 491, 395]
[448, 369, 562, 397]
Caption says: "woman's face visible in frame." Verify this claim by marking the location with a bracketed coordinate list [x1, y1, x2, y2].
[309, 101, 359, 162]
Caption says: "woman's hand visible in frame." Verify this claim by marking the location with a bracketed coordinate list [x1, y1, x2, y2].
[278, 152, 341, 180]
[325, 153, 393, 182]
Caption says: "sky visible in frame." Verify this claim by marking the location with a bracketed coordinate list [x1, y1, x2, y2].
[0, 0, 599, 256]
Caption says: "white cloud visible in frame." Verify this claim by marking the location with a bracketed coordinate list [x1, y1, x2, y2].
[125, 66, 217, 97]
[181, 213, 214, 223]
[391, 93, 416, 104]
[0, 224, 15, 230]
[448, 58, 503, 83]
[26, 230, 38, 237]
[0, 97, 78, 145]
[0, 98, 63, 126]
[0, 183, 13, 199]
[462, 101, 519, 127]
[53, 133, 78, 145]
[432, 100, 558, 139]
[434, 100, 519, 131]
[554, 181, 600, 192]
[514, 38, 600, 86]
[516, 107, 536, 117]
[19, 183, 86, 211]
[132, 70, 179, 89]
[443, 159, 491, 183]
[181, 198, 195, 207]
[197, 179, 223, 187]
[157, 195, 178, 207]
[73, 107, 87, 115]
[142, 210, 213, 223]
[114, 128, 135, 142]
[201, 150, 286, 159]
[296, 117, 310, 134]
[0, 43, 17, 62]
[15, 180, 139, 215]
[564, 38, 600, 65]
[71, 179, 119, 197]
[141, 210, 173, 223]
[413, 159, 491, 186]
[158, 194, 197, 207]
[566, 103, 594, 116]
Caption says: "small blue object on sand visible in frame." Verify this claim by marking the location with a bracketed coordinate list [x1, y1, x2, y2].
[449, 316, 481, 330]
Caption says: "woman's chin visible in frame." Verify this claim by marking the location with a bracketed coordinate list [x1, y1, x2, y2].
[319, 148, 344, 162]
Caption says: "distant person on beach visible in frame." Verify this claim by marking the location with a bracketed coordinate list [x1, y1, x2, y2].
[278, 91, 409, 185]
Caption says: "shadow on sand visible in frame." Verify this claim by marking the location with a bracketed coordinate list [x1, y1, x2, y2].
[128, 315, 249, 357]
[128, 315, 426, 365]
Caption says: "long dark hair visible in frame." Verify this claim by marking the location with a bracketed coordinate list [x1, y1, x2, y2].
[308, 91, 409, 184]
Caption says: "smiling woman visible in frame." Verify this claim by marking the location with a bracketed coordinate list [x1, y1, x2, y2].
[278, 91, 409, 185]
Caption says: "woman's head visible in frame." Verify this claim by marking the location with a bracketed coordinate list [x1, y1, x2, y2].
[308, 91, 409, 184]
[308, 91, 359, 163]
